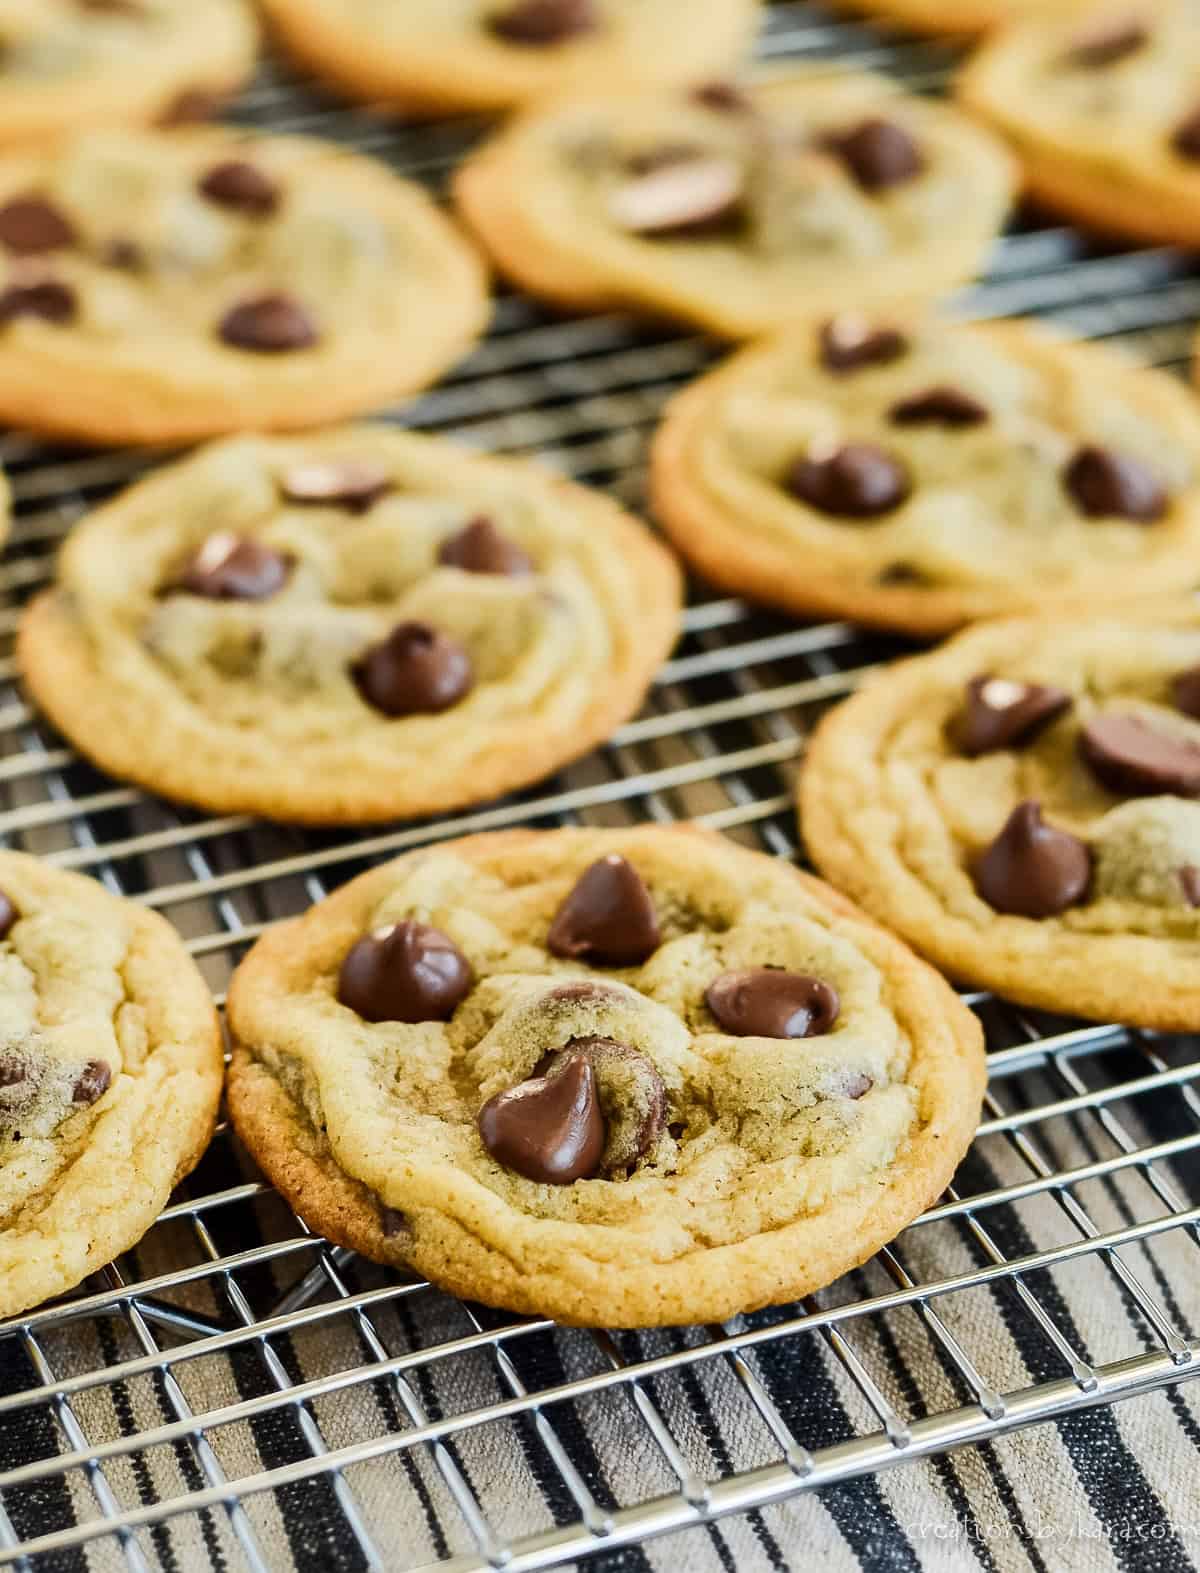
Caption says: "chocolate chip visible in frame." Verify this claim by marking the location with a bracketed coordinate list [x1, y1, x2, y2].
[218, 293, 317, 353]
[75, 0, 148, 13]
[379, 1206, 409, 1239]
[1172, 105, 1200, 161]
[353, 622, 473, 717]
[488, 0, 597, 43]
[1179, 866, 1200, 907]
[0, 278, 75, 326]
[0, 1057, 26, 1089]
[821, 119, 923, 191]
[1172, 665, 1200, 720]
[1080, 713, 1200, 797]
[609, 154, 744, 236]
[176, 534, 291, 600]
[691, 81, 755, 114]
[705, 969, 840, 1039]
[542, 1036, 666, 1174]
[840, 1072, 873, 1100]
[0, 196, 76, 256]
[103, 237, 144, 270]
[198, 161, 281, 218]
[478, 1054, 605, 1184]
[437, 517, 533, 577]
[0, 893, 17, 942]
[819, 315, 908, 374]
[952, 675, 1073, 756]
[72, 1060, 111, 1105]
[338, 919, 473, 1024]
[787, 443, 911, 519]
[973, 800, 1091, 918]
[1063, 18, 1147, 68]
[547, 855, 660, 966]
[889, 386, 989, 428]
[280, 460, 392, 514]
[1064, 446, 1167, 522]
[159, 87, 227, 125]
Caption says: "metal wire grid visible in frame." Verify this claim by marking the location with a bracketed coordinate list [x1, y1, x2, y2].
[0, 4, 1197, 1570]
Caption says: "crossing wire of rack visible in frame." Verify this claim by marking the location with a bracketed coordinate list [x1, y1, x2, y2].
[2, 4, 1200, 1570]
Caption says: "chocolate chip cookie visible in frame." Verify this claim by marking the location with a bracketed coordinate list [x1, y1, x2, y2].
[0, 0, 258, 148]
[17, 428, 682, 824]
[225, 825, 984, 1326]
[802, 603, 1200, 1028]
[258, 0, 763, 118]
[830, 0, 1088, 39]
[959, 1, 1200, 247]
[650, 312, 1200, 637]
[0, 851, 222, 1318]
[0, 127, 489, 445]
[453, 70, 1015, 339]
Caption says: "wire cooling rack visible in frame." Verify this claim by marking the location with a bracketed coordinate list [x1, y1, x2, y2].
[2, 4, 1200, 1570]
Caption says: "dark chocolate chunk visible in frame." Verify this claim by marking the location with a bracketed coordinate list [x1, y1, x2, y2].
[1063, 18, 1148, 68]
[477, 1054, 605, 1184]
[839, 1071, 874, 1100]
[0, 1056, 27, 1089]
[1079, 713, 1200, 797]
[889, 385, 989, 428]
[198, 160, 281, 217]
[0, 278, 75, 326]
[610, 152, 744, 236]
[819, 315, 908, 374]
[353, 622, 474, 717]
[952, 675, 1072, 756]
[72, 1060, 111, 1105]
[379, 1206, 409, 1239]
[541, 1036, 666, 1174]
[705, 968, 840, 1038]
[218, 293, 318, 353]
[280, 459, 392, 513]
[1064, 446, 1168, 522]
[437, 517, 533, 577]
[0, 196, 76, 256]
[788, 443, 911, 518]
[547, 855, 660, 966]
[1172, 664, 1200, 720]
[337, 919, 473, 1024]
[488, 0, 597, 44]
[103, 237, 144, 270]
[972, 800, 1091, 918]
[0, 892, 17, 942]
[176, 534, 291, 601]
[1172, 105, 1200, 161]
[821, 118, 923, 191]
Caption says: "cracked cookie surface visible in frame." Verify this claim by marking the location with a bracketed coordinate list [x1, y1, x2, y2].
[226, 825, 984, 1326]
[802, 603, 1200, 1028]
[258, 0, 763, 118]
[17, 428, 682, 825]
[959, 0, 1200, 247]
[651, 313, 1200, 637]
[453, 70, 1015, 339]
[0, 126, 488, 445]
[0, 851, 221, 1318]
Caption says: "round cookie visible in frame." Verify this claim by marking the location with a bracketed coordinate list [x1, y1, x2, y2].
[225, 825, 985, 1327]
[453, 70, 1016, 339]
[0, 851, 222, 1318]
[0, 0, 258, 148]
[0, 127, 489, 446]
[650, 312, 1200, 637]
[959, 0, 1200, 248]
[257, 0, 763, 119]
[802, 603, 1200, 1029]
[17, 428, 683, 825]
[830, 0, 1092, 39]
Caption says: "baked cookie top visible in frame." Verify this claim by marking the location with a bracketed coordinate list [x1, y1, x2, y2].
[959, 1, 1200, 246]
[453, 71, 1015, 339]
[0, 0, 258, 148]
[0, 127, 489, 445]
[258, 0, 763, 118]
[225, 826, 984, 1326]
[832, 0, 1091, 38]
[802, 604, 1200, 1029]
[650, 314, 1200, 637]
[0, 851, 221, 1318]
[17, 429, 682, 825]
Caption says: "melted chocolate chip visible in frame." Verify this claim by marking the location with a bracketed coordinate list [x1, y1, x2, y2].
[1172, 105, 1200, 161]
[972, 801, 1091, 918]
[889, 386, 989, 428]
[379, 1205, 409, 1239]
[819, 315, 908, 374]
[547, 855, 660, 966]
[159, 87, 227, 125]
[706, 968, 840, 1039]
[1172, 665, 1200, 720]
[0, 197, 76, 256]
[691, 81, 755, 114]
[437, 517, 533, 576]
[488, 0, 597, 43]
[1181, 866, 1200, 907]
[1064, 446, 1168, 522]
[337, 919, 473, 1024]
[542, 1036, 666, 1174]
[1079, 713, 1200, 797]
[198, 160, 281, 217]
[176, 534, 291, 600]
[354, 622, 473, 717]
[0, 893, 17, 942]
[953, 675, 1072, 756]
[609, 153, 744, 236]
[218, 293, 317, 353]
[478, 1054, 605, 1184]
[72, 1060, 111, 1105]
[280, 460, 392, 513]
[821, 118, 923, 191]
[0, 278, 75, 326]
[1063, 18, 1148, 68]
[788, 443, 911, 518]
